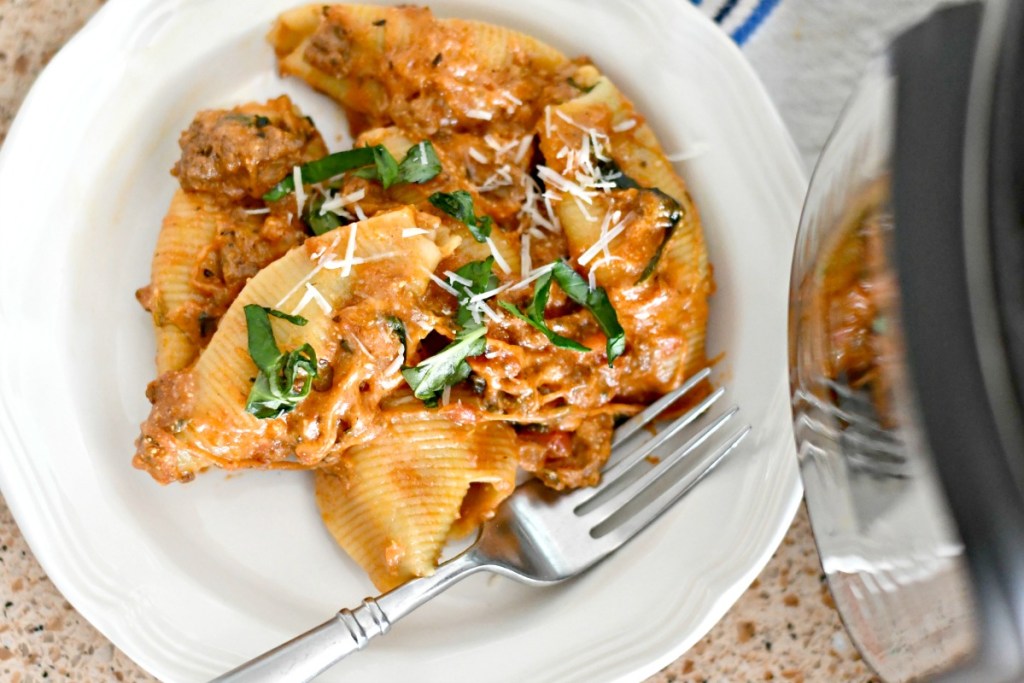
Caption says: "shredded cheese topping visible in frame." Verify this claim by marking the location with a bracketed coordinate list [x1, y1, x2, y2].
[292, 166, 306, 217]
[485, 236, 512, 274]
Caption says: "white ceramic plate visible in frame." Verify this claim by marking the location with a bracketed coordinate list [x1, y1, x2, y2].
[0, 1, 805, 681]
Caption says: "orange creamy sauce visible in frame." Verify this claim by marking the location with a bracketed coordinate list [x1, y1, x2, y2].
[135, 6, 712, 492]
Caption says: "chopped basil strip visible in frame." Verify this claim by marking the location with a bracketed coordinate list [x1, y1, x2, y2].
[243, 304, 318, 419]
[451, 257, 498, 327]
[499, 278, 590, 353]
[499, 269, 590, 353]
[401, 324, 487, 406]
[264, 307, 309, 326]
[597, 159, 683, 282]
[304, 193, 345, 236]
[254, 115, 271, 128]
[397, 141, 442, 184]
[428, 190, 493, 242]
[354, 145, 400, 188]
[353, 140, 442, 188]
[264, 147, 377, 201]
[274, 141, 442, 220]
[551, 261, 626, 365]
[400, 259, 497, 405]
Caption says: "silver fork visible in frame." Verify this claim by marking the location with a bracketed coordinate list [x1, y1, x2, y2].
[212, 367, 749, 683]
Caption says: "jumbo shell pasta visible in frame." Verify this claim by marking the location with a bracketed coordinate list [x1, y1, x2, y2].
[135, 4, 714, 590]
[316, 397, 518, 590]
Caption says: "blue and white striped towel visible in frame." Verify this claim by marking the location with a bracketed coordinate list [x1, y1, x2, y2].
[693, 0, 966, 168]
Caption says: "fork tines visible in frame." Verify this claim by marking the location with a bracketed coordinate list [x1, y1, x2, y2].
[570, 374, 750, 552]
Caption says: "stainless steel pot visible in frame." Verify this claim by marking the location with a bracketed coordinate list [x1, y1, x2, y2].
[789, 1, 1024, 680]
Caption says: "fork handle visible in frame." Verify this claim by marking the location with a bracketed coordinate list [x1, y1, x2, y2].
[210, 549, 485, 683]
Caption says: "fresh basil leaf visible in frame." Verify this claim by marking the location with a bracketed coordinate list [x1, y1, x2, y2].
[372, 145, 400, 188]
[527, 271, 555, 322]
[304, 193, 345, 236]
[397, 141, 442, 184]
[550, 261, 591, 305]
[243, 304, 318, 419]
[551, 261, 626, 365]
[246, 343, 318, 419]
[596, 159, 682, 282]
[451, 257, 498, 327]
[264, 307, 309, 326]
[254, 115, 271, 128]
[263, 146, 378, 201]
[281, 343, 317, 398]
[498, 301, 590, 353]
[428, 190, 493, 242]
[245, 304, 283, 372]
[400, 324, 487, 404]
[637, 201, 681, 282]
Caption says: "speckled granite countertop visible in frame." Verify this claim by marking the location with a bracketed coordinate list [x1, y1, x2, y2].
[0, 1, 879, 681]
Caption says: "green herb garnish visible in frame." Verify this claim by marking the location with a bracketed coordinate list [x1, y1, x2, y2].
[399, 258, 497, 404]
[268, 142, 443, 201]
[396, 141, 443, 184]
[304, 193, 345, 236]
[597, 159, 683, 282]
[353, 145, 400, 188]
[428, 190, 494, 242]
[243, 304, 318, 419]
[264, 147, 378, 201]
[353, 141, 443, 189]
[263, 308, 309, 326]
[401, 324, 487, 406]
[498, 269, 590, 353]
[450, 257, 498, 327]
[550, 261, 626, 365]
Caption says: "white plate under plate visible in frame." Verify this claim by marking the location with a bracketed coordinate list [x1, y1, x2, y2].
[0, 0, 805, 681]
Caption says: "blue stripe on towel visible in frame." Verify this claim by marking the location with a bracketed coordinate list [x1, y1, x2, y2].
[730, 0, 780, 45]
[690, 0, 780, 46]
[713, 0, 741, 23]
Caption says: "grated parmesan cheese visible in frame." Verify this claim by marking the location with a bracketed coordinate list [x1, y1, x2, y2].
[401, 227, 431, 238]
[291, 282, 333, 316]
[537, 165, 596, 204]
[426, 270, 461, 297]
[475, 299, 501, 323]
[292, 166, 306, 218]
[468, 147, 489, 164]
[384, 350, 405, 376]
[520, 233, 532, 277]
[514, 134, 533, 163]
[578, 212, 633, 266]
[274, 231, 342, 309]
[485, 236, 512, 273]
[340, 223, 358, 277]
[320, 188, 366, 215]
[466, 109, 493, 121]
[353, 335, 375, 360]
[612, 118, 637, 133]
[444, 270, 474, 287]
